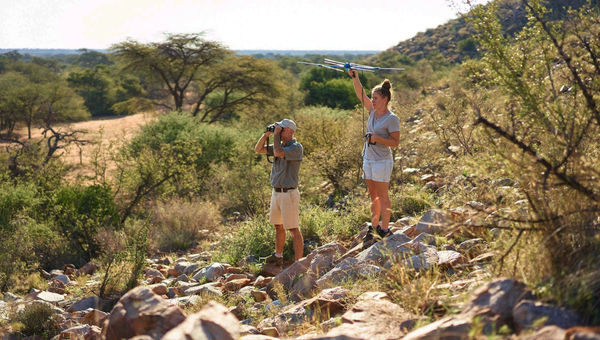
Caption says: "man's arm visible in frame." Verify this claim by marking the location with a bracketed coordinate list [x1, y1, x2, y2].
[273, 125, 284, 158]
[254, 131, 272, 154]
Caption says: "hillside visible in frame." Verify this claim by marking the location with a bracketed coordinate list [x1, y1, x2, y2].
[385, 0, 591, 63]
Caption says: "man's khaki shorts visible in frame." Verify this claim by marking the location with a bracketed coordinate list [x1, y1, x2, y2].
[269, 189, 300, 230]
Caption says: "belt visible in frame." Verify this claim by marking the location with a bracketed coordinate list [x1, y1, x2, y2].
[274, 187, 296, 192]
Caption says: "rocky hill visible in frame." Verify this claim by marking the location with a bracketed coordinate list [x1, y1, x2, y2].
[385, 0, 591, 63]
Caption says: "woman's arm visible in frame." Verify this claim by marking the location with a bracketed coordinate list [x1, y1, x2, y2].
[371, 131, 400, 147]
[349, 70, 372, 111]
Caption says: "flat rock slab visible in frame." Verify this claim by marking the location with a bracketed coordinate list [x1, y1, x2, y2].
[35, 291, 65, 303]
[319, 291, 416, 340]
[68, 296, 100, 312]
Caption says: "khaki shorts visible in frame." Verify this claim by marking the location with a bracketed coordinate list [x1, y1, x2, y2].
[269, 189, 300, 229]
[363, 159, 393, 182]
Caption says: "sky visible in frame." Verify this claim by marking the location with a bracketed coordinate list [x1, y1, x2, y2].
[0, 0, 489, 51]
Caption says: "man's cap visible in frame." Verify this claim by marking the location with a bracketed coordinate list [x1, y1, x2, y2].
[277, 119, 297, 132]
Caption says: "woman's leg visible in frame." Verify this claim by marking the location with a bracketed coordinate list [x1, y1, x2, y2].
[373, 180, 391, 230]
[365, 179, 381, 227]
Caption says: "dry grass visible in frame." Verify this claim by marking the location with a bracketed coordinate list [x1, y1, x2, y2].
[4, 112, 158, 181]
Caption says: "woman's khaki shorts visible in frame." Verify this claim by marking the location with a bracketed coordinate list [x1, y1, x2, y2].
[363, 159, 393, 183]
[269, 189, 300, 229]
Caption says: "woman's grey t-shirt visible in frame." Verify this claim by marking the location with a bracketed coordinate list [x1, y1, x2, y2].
[363, 110, 400, 161]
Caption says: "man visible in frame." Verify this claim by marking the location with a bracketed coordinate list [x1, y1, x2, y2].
[254, 119, 304, 264]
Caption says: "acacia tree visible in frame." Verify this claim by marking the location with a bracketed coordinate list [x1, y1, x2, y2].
[191, 56, 281, 123]
[111, 33, 227, 111]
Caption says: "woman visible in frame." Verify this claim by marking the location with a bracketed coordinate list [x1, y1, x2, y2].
[349, 69, 400, 243]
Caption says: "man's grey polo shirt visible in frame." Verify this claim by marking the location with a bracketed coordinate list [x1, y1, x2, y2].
[267, 138, 303, 188]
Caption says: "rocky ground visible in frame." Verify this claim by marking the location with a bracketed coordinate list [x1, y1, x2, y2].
[1, 208, 600, 340]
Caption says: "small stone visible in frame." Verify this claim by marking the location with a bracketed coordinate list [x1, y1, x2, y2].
[251, 290, 269, 302]
[261, 327, 280, 337]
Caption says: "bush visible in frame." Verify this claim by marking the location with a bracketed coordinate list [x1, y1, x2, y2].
[149, 198, 221, 252]
[294, 106, 363, 196]
[216, 217, 276, 265]
[0, 182, 41, 230]
[10, 302, 61, 339]
[51, 184, 119, 261]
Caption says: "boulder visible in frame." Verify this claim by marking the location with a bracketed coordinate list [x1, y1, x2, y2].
[150, 283, 168, 296]
[62, 264, 77, 276]
[354, 233, 412, 265]
[145, 268, 165, 281]
[564, 327, 600, 340]
[251, 290, 269, 302]
[35, 291, 64, 304]
[414, 209, 451, 235]
[49, 279, 66, 294]
[101, 286, 186, 340]
[320, 291, 416, 340]
[173, 261, 194, 276]
[68, 296, 100, 312]
[176, 274, 189, 282]
[412, 232, 437, 246]
[162, 301, 240, 340]
[436, 250, 465, 267]
[254, 276, 272, 288]
[53, 274, 72, 285]
[457, 238, 485, 256]
[260, 263, 283, 277]
[183, 283, 223, 297]
[513, 300, 581, 331]
[402, 314, 472, 340]
[520, 325, 566, 340]
[80, 309, 108, 327]
[257, 287, 349, 334]
[223, 278, 252, 292]
[156, 257, 174, 265]
[57, 324, 101, 340]
[401, 249, 439, 271]
[225, 266, 245, 274]
[267, 242, 347, 300]
[463, 278, 536, 324]
[225, 273, 249, 282]
[316, 258, 381, 289]
[192, 263, 225, 282]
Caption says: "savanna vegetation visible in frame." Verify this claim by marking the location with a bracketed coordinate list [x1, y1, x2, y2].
[1, 0, 600, 333]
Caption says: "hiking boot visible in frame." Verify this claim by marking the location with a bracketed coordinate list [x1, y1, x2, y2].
[376, 225, 393, 239]
[362, 224, 375, 243]
[262, 253, 284, 266]
[362, 224, 378, 249]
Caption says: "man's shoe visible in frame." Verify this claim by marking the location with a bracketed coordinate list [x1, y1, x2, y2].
[376, 225, 393, 239]
[263, 253, 284, 266]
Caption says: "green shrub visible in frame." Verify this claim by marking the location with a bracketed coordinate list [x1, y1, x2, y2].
[10, 302, 61, 339]
[149, 198, 221, 252]
[0, 182, 41, 230]
[391, 193, 433, 219]
[51, 184, 119, 260]
[216, 217, 276, 265]
[295, 106, 363, 196]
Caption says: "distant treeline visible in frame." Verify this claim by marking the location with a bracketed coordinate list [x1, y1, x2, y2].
[0, 48, 378, 58]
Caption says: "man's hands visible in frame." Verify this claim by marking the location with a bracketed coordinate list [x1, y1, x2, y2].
[274, 124, 283, 135]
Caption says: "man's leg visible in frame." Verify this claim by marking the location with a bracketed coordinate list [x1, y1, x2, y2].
[275, 224, 285, 256]
[288, 228, 304, 261]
